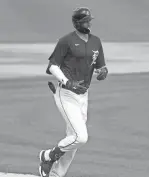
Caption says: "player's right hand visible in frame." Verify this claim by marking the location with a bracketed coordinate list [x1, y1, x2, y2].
[65, 80, 88, 94]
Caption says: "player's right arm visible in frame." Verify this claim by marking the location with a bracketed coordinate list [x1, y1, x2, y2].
[46, 38, 69, 85]
[46, 38, 87, 94]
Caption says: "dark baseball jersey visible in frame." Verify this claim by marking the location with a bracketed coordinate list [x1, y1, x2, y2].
[48, 31, 106, 88]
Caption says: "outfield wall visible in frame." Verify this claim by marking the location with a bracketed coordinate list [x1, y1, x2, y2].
[0, 43, 149, 78]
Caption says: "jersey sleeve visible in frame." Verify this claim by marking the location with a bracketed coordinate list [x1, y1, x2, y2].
[48, 38, 68, 66]
[94, 40, 106, 69]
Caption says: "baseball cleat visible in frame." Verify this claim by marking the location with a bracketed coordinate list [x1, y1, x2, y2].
[39, 160, 54, 177]
[39, 147, 65, 177]
[39, 150, 54, 177]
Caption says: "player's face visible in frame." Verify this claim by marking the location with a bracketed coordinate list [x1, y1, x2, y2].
[82, 20, 92, 30]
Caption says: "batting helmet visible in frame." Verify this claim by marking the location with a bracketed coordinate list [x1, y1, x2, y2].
[72, 7, 94, 34]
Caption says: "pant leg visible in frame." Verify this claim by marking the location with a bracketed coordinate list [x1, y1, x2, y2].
[50, 98, 88, 177]
[55, 86, 88, 151]
[49, 86, 88, 177]
[50, 125, 77, 177]
[80, 91, 88, 123]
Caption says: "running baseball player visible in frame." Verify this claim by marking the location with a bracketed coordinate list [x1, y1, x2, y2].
[39, 7, 108, 177]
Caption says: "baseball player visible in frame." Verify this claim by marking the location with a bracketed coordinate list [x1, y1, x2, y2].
[39, 7, 108, 177]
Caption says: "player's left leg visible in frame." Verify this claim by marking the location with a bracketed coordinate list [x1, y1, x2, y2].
[49, 149, 77, 177]
[48, 123, 77, 177]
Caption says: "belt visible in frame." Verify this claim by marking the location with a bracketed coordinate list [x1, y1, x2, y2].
[58, 82, 87, 95]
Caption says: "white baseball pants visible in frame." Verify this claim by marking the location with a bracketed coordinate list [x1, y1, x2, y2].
[49, 85, 88, 177]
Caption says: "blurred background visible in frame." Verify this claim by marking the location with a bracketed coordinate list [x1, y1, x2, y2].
[0, 0, 149, 43]
[0, 0, 149, 77]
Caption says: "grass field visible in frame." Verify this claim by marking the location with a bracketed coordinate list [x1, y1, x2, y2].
[0, 73, 149, 177]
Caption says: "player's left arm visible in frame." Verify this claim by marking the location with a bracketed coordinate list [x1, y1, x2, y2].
[94, 41, 108, 81]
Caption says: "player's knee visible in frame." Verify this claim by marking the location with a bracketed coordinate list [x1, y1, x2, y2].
[77, 132, 88, 144]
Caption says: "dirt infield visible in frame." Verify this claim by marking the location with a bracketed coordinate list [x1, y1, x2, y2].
[0, 74, 149, 177]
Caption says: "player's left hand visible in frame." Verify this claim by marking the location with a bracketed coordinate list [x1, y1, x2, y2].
[95, 66, 108, 81]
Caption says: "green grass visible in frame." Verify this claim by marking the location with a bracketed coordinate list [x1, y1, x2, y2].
[0, 73, 149, 177]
